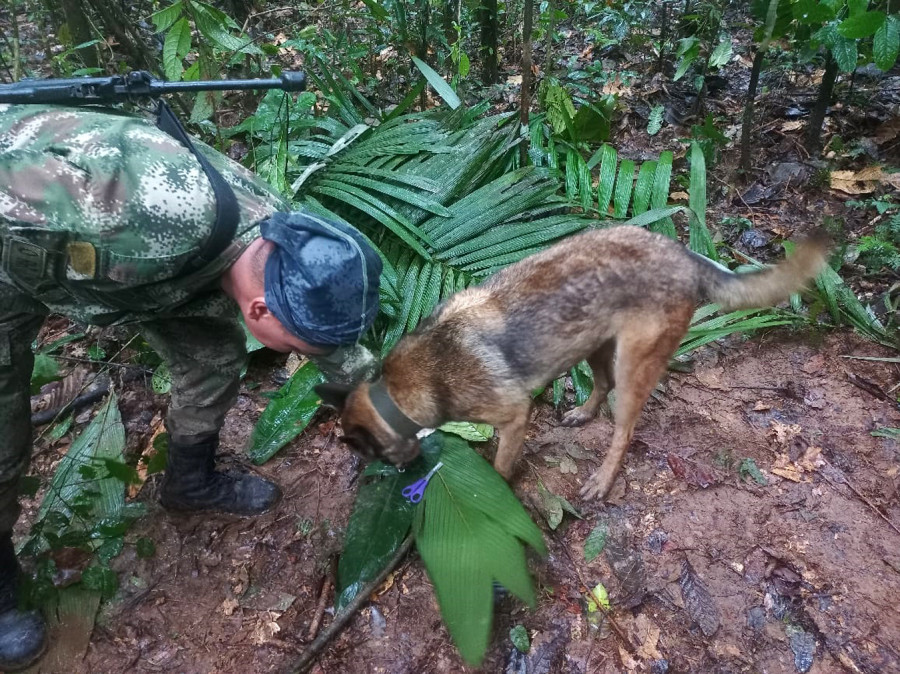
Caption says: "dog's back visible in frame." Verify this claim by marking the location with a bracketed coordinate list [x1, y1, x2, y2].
[392, 226, 827, 395]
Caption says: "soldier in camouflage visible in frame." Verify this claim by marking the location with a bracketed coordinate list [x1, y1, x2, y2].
[0, 103, 381, 670]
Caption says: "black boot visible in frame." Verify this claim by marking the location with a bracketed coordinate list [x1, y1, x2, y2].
[0, 534, 47, 672]
[159, 435, 282, 516]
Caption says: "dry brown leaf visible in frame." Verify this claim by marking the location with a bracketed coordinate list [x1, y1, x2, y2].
[618, 645, 640, 671]
[781, 120, 803, 132]
[874, 117, 900, 145]
[251, 613, 282, 645]
[375, 571, 395, 597]
[771, 466, 803, 482]
[221, 597, 239, 616]
[769, 421, 802, 446]
[129, 413, 165, 499]
[753, 400, 772, 411]
[670, 190, 689, 201]
[634, 614, 663, 660]
[831, 166, 900, 195]
[506, 74, 523, 85]
[798, 445, 823, 473]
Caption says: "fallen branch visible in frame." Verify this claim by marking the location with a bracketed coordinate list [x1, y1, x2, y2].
[307, 556, 338, 641]
[284, 534, 414, 674]
[818, 459, 900, 538]
[31, 384, 109, 426]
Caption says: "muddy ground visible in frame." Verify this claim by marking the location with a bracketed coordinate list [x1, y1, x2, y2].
[7, 5, 900, 673]
[15, 324, 899, 674]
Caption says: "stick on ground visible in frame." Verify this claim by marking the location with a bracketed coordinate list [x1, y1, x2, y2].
[284, 535, 414, 674]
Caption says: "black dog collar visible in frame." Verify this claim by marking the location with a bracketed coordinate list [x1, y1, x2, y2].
[368, 379, 423, 438]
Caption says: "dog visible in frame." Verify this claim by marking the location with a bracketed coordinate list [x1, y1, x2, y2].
[317, 225, 828, 500]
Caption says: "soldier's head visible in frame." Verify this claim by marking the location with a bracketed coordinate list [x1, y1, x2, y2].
[229, 211, 382, 356]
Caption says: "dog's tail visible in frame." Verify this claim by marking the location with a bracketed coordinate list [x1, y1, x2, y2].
[692, 234, 830, 311]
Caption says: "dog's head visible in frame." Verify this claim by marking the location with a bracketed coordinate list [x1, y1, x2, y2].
[316, 382, 421, 466]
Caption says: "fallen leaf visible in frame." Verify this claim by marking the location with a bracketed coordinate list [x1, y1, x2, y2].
[781, 120, 804, 132]
[667, 453, 719, 488]
[586, 582, 610, 611]
[129, 414, 165, 499]
[753, 400, 772, 411]
[558, 455, 578, 475]
[221, 597, 239, 616]
[618, 645, 640, 671]
[251, 613, 282, 645]
[771, 466, 803, 482]
[831, 166, 900, 195]
[769, 421, 802, 447]
[565, 443, 594, 460]
[874, 117, 900, 145]
[670, 190, 690, 201]
[679, 559, 720, 637]
[634, 613, 662, 660]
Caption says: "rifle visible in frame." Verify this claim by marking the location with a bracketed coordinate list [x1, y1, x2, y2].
[0, 69, 307, 105]
[0, 70, 308, 270]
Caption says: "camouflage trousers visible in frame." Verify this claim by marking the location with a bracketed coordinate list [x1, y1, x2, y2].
[0, 281, 247, 534]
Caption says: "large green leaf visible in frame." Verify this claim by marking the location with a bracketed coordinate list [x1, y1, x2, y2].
[32, 392, 126, 556]
[411, 56, 461, 109]
[874, 15, 900, 71]
[162, 18, 191, 82]
[688, 142, 717, 260]
[246, 362, 325, 464]
[150, 0, 184, 32]
[335, 463, 421, 611]
[414, 433, 546, 666]
[838, 10, 885, 38]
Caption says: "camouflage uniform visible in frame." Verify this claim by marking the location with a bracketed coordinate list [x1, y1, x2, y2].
[0, 104, 369, 533]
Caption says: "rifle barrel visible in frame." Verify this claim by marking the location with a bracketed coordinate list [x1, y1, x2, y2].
[0, 71, 306, 105]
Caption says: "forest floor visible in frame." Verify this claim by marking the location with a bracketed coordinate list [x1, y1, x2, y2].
[7, 8, 900, 674]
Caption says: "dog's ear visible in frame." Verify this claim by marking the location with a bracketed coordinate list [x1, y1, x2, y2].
[315, 382, 354, 410]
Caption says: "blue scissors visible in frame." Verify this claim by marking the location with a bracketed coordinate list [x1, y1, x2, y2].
[401, 461, 444, 503]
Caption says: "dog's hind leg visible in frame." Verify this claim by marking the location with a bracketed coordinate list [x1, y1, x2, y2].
[561, 339, 616, 427]
[492, 403, 533, 480]
[580, 313, 690, 501]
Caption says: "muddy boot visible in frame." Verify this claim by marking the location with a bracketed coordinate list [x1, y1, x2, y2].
[159, 436, 281, 516]
[0, 533, 47, 672]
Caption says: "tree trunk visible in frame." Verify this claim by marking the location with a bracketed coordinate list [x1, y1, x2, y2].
[85, 0, 155, 71]
[739, 49, 765, 172]
[479, 0, 499, 85]
[805, 52, 839, 153]
[544, 0, 556, 75]
[443, 0, 458, 53]
[60, 0, 98, 68]
[519, 0, 534, 165]
[419, 0, 429, 109]
[656, 0, 669, 74]
[740, 0, 779, 173]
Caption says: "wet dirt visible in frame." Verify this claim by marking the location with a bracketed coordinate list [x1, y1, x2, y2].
[16, 326, 896, 674]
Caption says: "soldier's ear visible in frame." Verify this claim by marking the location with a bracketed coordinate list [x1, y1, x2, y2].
[315, 382, 354, 410]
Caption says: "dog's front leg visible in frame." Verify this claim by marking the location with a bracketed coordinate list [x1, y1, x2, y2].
[492, 405, 532, 480]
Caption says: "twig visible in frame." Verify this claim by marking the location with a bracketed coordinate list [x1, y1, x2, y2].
[846, 373, 900, 410]
[553, 532, 637, 653]
[306, 556, 337, 641]
[818, 459, 900, 538]
[284, 535, 414, 674]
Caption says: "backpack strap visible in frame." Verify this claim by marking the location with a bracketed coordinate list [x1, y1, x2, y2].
[154, 100, 239, 274]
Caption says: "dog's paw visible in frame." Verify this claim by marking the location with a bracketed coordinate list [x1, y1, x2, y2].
[580, 468, 615, 501]
[561, 406, 597, 427]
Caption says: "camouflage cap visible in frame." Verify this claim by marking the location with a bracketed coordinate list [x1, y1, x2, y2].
[260, 211, 381, 347]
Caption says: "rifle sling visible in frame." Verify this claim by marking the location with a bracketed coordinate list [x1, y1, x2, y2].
[155, 100, 239, 274]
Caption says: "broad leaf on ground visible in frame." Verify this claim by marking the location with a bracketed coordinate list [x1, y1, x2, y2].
[414, 432, 546, 665]
[246, 361, 325, 464]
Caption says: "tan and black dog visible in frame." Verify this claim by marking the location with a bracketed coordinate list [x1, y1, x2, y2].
[317, 225, 828, 501]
